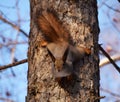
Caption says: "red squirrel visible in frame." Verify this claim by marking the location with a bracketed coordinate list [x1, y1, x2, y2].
[36, 9, 91, 81]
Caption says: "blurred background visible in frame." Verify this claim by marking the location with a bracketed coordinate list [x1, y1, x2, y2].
[0, 0, 120, 102]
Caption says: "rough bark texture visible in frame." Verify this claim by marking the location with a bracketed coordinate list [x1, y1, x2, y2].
[27, 0, 100, 102]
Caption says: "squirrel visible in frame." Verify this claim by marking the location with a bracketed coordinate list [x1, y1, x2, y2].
[36, 9, 91, 81]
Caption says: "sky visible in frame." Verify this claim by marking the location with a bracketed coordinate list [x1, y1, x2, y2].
[98, 0, 120, 101]
[0, 0, 120, 102]
[0, 0, 29, 102]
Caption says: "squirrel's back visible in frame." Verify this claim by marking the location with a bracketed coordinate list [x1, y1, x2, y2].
[36, 9, 70, 43]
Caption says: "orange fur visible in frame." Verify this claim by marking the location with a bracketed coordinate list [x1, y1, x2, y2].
[37, 10, 69, 43]
[36, 9, 91, 81]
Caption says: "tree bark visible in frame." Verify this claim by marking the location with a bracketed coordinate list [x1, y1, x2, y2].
[27, 0, 100, 102]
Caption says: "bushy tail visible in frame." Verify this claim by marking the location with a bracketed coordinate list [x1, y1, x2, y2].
[36, 9, 69, 43]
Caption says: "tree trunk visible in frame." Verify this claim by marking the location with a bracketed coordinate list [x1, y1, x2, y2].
[27, 0, 100, 102]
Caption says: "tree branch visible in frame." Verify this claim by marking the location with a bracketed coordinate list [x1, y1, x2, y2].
[100, 87, 120, 98]
[0, 59, 28, 70]
[1, 45, 120, 73]
[0, 15, 28, 37]
[99, 45, 120, 73]
[100, 54, 120, 67]
[103, 3, 120, 13]
[0, 97, 14, 102]
[0, 41, 28, 48]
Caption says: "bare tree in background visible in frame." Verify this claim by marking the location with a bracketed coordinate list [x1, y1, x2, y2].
[0, 1, 29, 102]
[0, 0, 120, 102]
